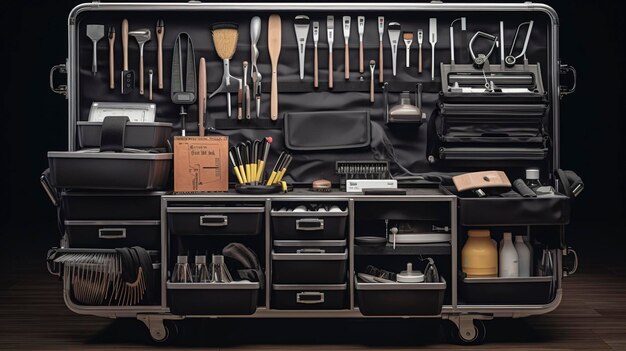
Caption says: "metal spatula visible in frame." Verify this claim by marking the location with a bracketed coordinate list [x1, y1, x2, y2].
[86, 25, 105, 76]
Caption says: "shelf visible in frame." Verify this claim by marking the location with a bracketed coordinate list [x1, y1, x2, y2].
[354, 243, 451, 256]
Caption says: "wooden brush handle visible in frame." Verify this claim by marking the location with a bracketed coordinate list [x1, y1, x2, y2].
[109, 35, 115, 89]
[419, 46, 423, 73]
[328, 51, 333, 89]
[359, 41, 364, 73]
[122, 19, 128, 70]
[157, 28, 164, 89]
[344, 43, 349, 80]
[271, 64, 278, 120]
[379, 41, 383, 83]
[314, 46, 319, 88]
[198, 57, 206, 137]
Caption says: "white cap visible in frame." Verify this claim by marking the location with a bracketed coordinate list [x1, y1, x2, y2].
[526, 168, 540, 180]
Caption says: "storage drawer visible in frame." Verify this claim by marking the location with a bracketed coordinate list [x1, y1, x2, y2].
[61, 191, 165, 220]
[273, 240, 346, 253]
[271, 210, 348, 240]
[460, 276, 554, 305]
[272, 284, 348, 310]
[78, 121, 172, 149]
[48, 151, 172, 190]
[355, 278, 446, 316]
[65, 220, 160, 249]
[442, 186, 571, 226]
[167, 281, 259, 315]
[272, 250, 348, 284]
[168, 206, 264, 236]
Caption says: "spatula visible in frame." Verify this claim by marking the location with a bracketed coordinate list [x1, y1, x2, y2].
[86, 25, 105, 76]
[268, 14, 282, 121]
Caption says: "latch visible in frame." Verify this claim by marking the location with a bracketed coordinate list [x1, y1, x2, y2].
[50, 62, 68, 98]
[559, 63, 576, 99]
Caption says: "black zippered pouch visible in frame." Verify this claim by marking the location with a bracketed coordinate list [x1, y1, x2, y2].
[283, 111, 371, 151]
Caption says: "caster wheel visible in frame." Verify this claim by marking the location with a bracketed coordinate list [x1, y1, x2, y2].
[150, 321, 179, 344]
[444, 319, 487, 345]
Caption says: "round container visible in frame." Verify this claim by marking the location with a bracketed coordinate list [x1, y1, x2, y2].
[462, 229, 498, 277]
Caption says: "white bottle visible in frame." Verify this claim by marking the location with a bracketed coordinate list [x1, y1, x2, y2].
[515, 235, 531, 277]
[524, 236, 534, 276]
[499, 233, 519, 278]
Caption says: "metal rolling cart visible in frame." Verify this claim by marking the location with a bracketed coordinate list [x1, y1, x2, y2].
[44, 2, 580, 345]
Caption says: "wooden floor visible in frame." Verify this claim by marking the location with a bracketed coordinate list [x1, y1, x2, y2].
[1, 226, 625, 350]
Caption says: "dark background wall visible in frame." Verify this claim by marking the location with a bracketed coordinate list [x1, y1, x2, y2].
[1, 0, 623, 250]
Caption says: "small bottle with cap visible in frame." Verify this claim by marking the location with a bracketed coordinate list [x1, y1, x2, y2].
[525, 168, 542, 191]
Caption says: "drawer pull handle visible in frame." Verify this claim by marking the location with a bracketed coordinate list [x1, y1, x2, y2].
[98, 228, 126, 239]
[296, 248, 326, 254]
[199, 215, 228, 227]
[295, 218, 324, 231]
[296, 292, 325, 304]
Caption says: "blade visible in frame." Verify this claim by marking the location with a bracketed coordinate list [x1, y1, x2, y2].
[313, 21, 320, 43]
[343, 16, 351, 44]
[429, 18, 437, 45]
[358, 16, 365, 37]
[327, 16, 334, 49]
[378, 16, 384, 41]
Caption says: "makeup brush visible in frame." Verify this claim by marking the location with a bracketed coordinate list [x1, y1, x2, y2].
[211, 23, 241, 118]
[403, 31, 413, 68]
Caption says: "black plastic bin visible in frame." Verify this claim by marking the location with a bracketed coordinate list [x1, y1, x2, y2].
[167, 281, 260, 315]
[271, 209, 348, 240]
[272, 284, 348, 310]
[65, 220, 160, 249]
[61, 191, 165, 220]
[168, 206, 264, 236]
[272, 250, 348, 284]
[77, 121, 172, 149]
[442, 186, 571, 226]
[460, 276, 554, 305]
[356, 278, 447, 316]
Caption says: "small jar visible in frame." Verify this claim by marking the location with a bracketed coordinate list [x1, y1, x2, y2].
[462, 229, 498, 278]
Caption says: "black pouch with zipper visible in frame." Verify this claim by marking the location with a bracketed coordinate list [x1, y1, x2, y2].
[283, 111, 371, 151]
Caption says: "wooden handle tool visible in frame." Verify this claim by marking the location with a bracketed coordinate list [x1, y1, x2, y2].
[108, 26, 115, 90]
[122, 19, 129, 71]
[156, 19, 164, 89]
[268, 14, 282, 121]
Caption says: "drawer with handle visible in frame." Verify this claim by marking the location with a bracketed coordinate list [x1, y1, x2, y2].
[65, 220, 160, 249]
[271, 209, 348, 240]
[168, 206, 264, 236]
[271, 284, 348, 310]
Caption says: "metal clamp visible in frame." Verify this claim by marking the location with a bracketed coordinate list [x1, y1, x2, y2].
[469, 31, 499, 68]
[295, 218, 325, 231]
[559, 64, 577, 98]
[296, 292, 325, 304]
[563, 247, 578, 277]
[199, 215, 229, 227]
[98, 228, 127, 239]
[49, 63, 68, 97]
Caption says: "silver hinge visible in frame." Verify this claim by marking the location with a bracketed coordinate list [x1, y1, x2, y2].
[50, 63, 68, 98]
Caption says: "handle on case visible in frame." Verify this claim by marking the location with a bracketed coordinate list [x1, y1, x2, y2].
[40, 171, 59, 206]
[49, 63, 67, 96]
[295, 218, 324, 231]
[559, 64, 577, 99]
[98, 228, 127, 239]
[199, 215, 229, 227]
[296, 248, 326, 254]
[296, 291, 325, 304]
[563, 247, 578, 277]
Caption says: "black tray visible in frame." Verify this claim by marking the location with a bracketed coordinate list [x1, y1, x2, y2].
[460, 276, 554, 305]
[167, 281, 259, 315]
[356, 278, 446, 316]
[272, 284, 348, 310]
[61, 191, 165, 220]
[168, 206, 264, 236]
[77, 121, 172, 149]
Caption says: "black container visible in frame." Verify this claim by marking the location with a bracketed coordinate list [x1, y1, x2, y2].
[65, 220, 161, 249]
[355, 278, 447, 316]
[271, 210, 348, 240]
[273, 240, 347, 253]
[167, 281, 260, 315]
[61, 191, 165, 220]
[460, 276, 554, 305]
[272, 284, 348, 310]
[48, 151, 172, 190]
[168, 206, 264, 236]
[77, 121, 172, 149]
[442, 186, 571, 226]
[272, 250, 348, 284]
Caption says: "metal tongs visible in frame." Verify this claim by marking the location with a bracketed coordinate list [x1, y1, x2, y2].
[171, 33, 196, 136]
[505, 20, 534, 67]
[250, 16, 262, 118]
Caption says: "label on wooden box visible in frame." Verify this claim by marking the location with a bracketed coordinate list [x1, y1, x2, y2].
[174, 136, 228, 192]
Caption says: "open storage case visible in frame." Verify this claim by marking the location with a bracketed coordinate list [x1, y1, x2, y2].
[43, 1, 582, 345]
